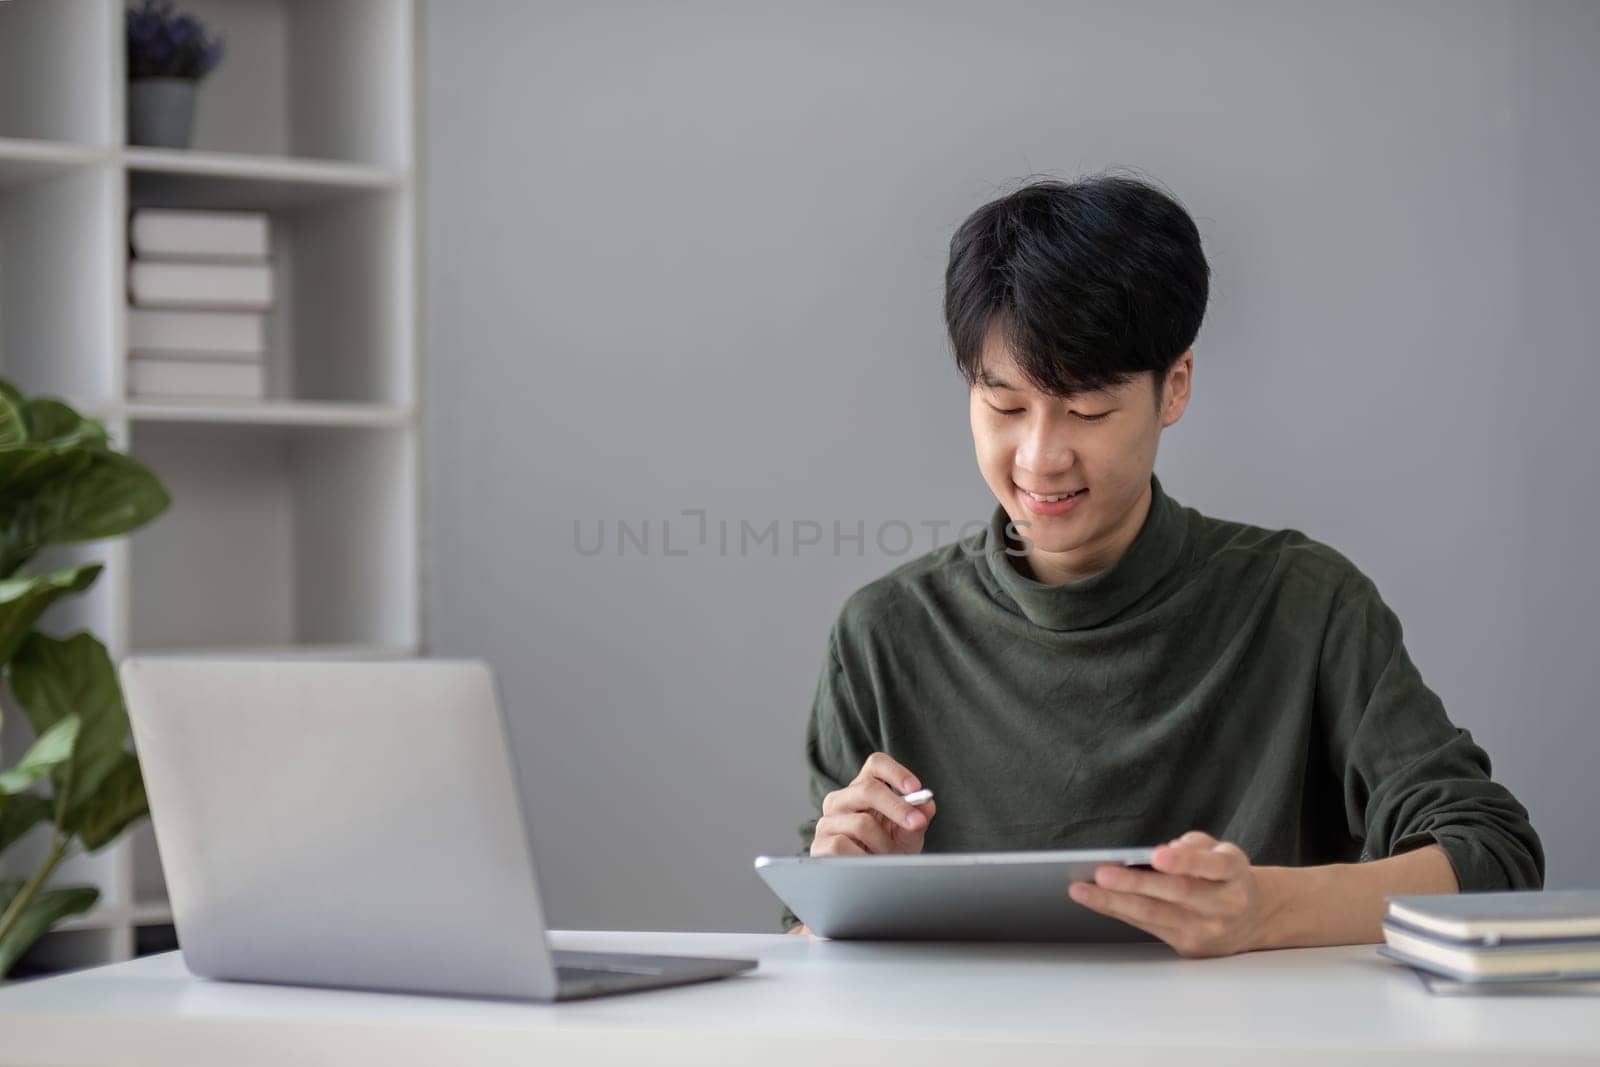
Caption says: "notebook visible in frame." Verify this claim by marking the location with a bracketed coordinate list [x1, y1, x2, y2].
[1381, 923, 1600, 981]
[1386, 890, 1600, 944]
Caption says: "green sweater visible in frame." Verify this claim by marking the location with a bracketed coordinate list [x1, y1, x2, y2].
[787, 475, 1543, 929]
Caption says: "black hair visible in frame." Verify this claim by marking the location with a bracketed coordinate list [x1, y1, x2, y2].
[944, 174, 1209, 399]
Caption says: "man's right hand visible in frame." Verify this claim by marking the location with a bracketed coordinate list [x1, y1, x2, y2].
[810, 752, 936, 856]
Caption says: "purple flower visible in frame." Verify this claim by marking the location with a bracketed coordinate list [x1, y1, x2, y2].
[127, 14, 158, 44]
[126, 1, 223, 81]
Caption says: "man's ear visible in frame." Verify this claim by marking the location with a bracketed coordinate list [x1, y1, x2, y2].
[1160, 351, 1194, 427]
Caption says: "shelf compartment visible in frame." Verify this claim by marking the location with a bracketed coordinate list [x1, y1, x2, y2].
[0, 0, 115, 145]
[127, 177, 414, 407]
[127, 420, 418, 653]
[144, 0, 412, 168]
[0, 165, 120, 402]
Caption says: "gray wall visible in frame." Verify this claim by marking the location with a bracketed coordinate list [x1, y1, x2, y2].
[424, 1, 1600, 932]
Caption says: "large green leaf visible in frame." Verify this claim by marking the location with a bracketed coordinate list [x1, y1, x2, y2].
[0, 793, 51, 852]
[30, 451, 169, 540]
[9, 633, 127, 810]
[0, 881, 99, 978]
[0, 564, 101, 666]
[0, 452, 170, 576]
[0, 715, 79, 794]
[0, 447, 93, 500]
[65, 752, 146, 852]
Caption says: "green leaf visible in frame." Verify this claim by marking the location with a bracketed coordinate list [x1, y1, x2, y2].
[0, 446, 92, 500]
[0, 564, 101, 666]
[0, 793, 51, 852]
[0, 715, 79, 794]
[0, 448, 95, 577]
[65, 752, 147, 852]
[0, 451, 170, 575]
[33, 451, 170, 541]
[0, 389, 26, 449]
[22, 399, 108, 451]
[0, 385, 106, 450]
[0, 881, 99, 978]
[9, 633, 128, 810]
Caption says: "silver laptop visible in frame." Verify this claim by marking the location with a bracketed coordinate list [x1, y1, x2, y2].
[120, 656, 756, 1000]
[756, 848, 1159, 941]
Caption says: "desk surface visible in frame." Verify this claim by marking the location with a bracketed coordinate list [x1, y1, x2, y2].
[2, 930, 1598, 1066]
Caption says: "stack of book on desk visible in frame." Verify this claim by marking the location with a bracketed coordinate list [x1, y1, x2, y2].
[127, 208, 273, 401]
[1381, 890, 1600, 995]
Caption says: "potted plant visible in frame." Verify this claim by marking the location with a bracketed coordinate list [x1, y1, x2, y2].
[0, 382, 170, 978]
[126, 0, 225, 150]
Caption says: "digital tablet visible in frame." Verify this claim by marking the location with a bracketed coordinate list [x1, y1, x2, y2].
[754, 847, 1158, 942]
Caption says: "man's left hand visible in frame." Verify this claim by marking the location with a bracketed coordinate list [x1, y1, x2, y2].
[1068, 831, 1267, 957]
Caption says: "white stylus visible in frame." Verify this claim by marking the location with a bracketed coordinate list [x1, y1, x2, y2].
[901, 788, 934, 805]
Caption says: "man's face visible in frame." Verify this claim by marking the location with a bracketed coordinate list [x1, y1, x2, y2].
[968, 322, 1191, 581]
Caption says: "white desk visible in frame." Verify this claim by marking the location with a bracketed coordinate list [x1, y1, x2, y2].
[2, 930, 1597, 1066]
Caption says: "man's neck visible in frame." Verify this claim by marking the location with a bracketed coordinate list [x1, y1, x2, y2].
[1017, 481, 1154, 586]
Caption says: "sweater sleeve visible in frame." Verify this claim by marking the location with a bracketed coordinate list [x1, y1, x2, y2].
[1317, 572, 1544, 891]
[780, 621, 880, 931]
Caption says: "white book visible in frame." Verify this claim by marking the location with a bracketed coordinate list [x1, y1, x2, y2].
[1381, 925, 1600, 981]
[128, 307, 265, 357]
[129, 261, 274, 311]
[130, 208, 270, 260]
[1388, 891, 1600, 943]
[128, 357, 266, 401]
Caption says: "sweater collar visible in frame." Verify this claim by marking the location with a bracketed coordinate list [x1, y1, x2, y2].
[977, 474, 1187, 632]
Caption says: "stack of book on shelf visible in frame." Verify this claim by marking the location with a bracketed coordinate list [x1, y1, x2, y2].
[127, 208, 273, 402]
[1381, 890, 1600, 995]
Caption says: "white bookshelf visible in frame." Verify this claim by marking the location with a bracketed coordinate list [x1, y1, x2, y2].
[0, 0, 420, 975]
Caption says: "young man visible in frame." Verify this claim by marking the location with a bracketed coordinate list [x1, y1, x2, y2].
[785, 175, 1543, 956]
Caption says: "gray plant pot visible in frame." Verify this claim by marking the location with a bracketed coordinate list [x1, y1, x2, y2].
[128, 78, 197, 149]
